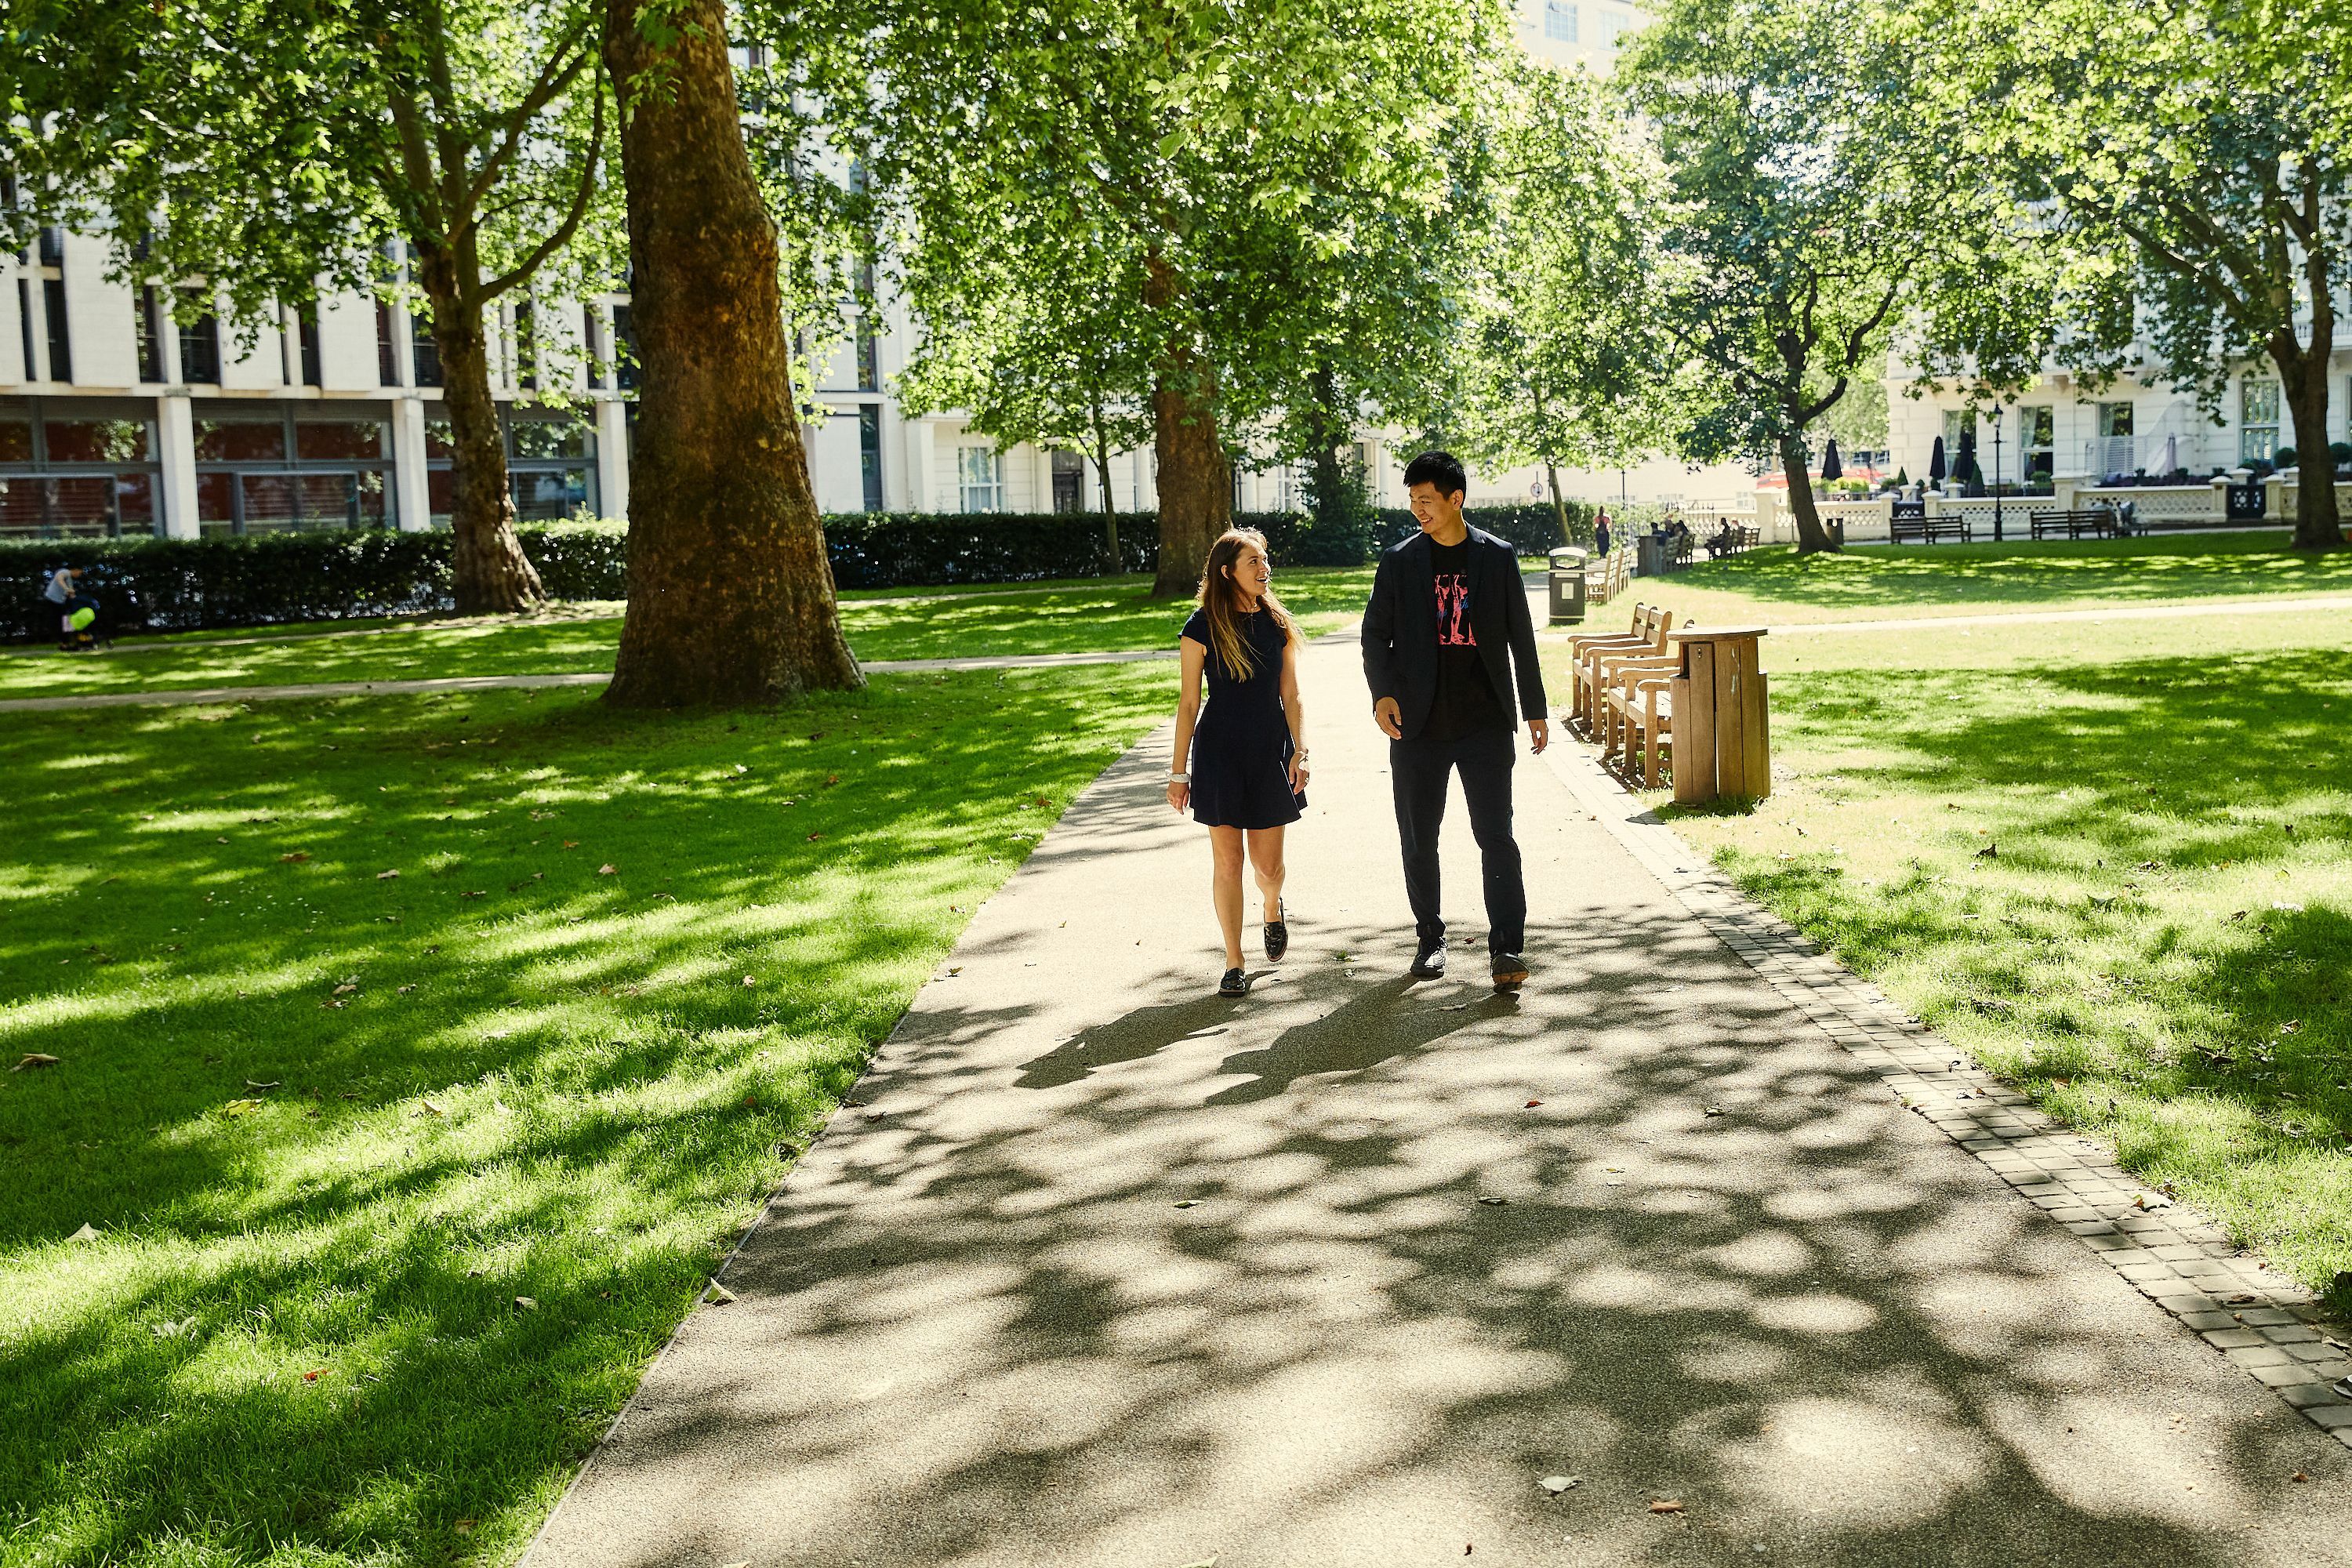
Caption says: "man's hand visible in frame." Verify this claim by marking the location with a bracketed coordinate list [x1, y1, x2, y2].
[1527, 717, 1550, 755]
[1374, 698, 1403, 739]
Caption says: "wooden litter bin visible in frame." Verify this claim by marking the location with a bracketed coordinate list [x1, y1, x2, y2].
[1668, 626, 1771, 804]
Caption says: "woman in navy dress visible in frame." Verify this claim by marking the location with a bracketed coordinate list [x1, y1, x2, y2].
[1167, 528, 1308, 996]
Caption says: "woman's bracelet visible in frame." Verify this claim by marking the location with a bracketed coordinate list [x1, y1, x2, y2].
[1169, 771, 1190, 784]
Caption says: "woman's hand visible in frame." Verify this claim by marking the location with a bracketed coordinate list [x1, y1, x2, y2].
[1167, 779, 1190, 813]
[1287, 751, 1309, 793]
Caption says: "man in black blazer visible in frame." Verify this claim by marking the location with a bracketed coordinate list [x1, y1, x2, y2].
[1362, 451, 1549, 990]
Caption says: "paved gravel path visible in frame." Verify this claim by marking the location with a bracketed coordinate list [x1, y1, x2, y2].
[521, 630, 2352, 1568]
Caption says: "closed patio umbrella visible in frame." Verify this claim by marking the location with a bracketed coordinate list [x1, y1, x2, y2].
[1929, 435, 1947, 485]
[1820, 437, 1843, 482]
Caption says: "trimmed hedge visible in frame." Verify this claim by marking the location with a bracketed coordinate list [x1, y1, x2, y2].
[2, 502, 1598, 641]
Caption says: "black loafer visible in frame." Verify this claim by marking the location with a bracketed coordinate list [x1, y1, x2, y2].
[1491, 953, 1528, 992]
[1265, 902, 1289, 963]
[1219, 967, 1250, 997]
[1409, 940, 1446, 979]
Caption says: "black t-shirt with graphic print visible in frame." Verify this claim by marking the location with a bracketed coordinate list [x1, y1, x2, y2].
[1425, 539, 1507, 741]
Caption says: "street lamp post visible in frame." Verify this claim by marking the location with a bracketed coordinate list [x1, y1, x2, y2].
[1991, 413, 2005, 543]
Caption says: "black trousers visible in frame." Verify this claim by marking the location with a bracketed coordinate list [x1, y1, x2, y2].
[1390, 724, 1523, 956]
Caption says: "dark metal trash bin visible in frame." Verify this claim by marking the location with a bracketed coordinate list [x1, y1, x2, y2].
[1637, 535, 1668, 578]
[1546, 546, 1588, 625]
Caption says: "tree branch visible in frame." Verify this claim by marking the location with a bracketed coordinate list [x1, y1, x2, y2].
[475, 78, 604, 305]
[463, 29, 596, 216]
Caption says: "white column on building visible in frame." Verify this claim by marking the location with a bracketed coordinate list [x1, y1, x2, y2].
[904, 417, 936, 514]
[156, 392, 199, 538]
[594, 397, 629, 520]
[391, 397, 431, 531]
[1031, 445, 1051, 515]
[20, 267, 49, 382]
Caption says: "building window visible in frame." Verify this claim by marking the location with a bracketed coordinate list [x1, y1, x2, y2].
[16, 279, 34, 381]
[1598, 6, 1630, 45]
[514, 299, 536, 391]
[2096, 401, 2133, 438]
[178, 289, 222, 384]
[41, 278, 70, 383]
[1051, 450, 1085, 514]
[36, 226, 62, 268]
[298, 306, 323, 387]
[135, 285, 166, 383]
[191, 402, 393, 535]
[956, 444, 1002, 512]
[412, 313, 442, 387]
[0, 396, 165, 539]
[2240, 378, 2280, 464]
[506, 412, 597, 521]
[2020, 404, 2054, 480]
[1544, 0, 1577, 41]
[611, 304, 639, 391]
[858, 405, 884, 512]
[376, 299, 399, 386]
[855, 325, 880, 392]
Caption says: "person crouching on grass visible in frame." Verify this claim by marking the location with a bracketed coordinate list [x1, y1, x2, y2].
[1167, 528, 1309, 997]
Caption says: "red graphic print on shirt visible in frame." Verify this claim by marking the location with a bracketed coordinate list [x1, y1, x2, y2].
[1435, 572, 1476, 646]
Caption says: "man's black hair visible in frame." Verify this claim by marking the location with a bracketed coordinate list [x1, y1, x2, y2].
[1402, 449, 1468, 499]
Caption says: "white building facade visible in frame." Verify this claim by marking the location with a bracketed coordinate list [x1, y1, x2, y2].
[7, 5, 1728, 546]
[0, 220, 635, 541]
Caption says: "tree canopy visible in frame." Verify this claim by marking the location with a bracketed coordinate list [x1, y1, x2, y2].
[0, 0, 615, 608]
[760, 0, 1513, 593]
[1912, 0, 2352, 551]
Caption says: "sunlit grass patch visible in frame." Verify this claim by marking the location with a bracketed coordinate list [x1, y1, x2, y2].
[1608, 529, 2352, 628]
[1619, 622, 2352, 1305]
[0, 664, 1167, 1568]
[0, 568, 1380, 701]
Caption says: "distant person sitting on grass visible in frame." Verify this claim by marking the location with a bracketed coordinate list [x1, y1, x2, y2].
[1167, 528, 1309, 998]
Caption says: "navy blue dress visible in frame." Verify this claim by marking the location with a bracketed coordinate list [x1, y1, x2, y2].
[1181, 608, 1304, 829]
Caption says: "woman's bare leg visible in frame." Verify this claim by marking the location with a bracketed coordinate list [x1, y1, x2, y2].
[1210, 826, 1247, 970]
[1246, 826, 1287, 923]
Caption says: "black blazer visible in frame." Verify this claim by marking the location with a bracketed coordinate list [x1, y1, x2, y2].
[1361, 527, 1547, 740]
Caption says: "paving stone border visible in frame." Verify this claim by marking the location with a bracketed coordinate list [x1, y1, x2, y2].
[1542, 739, 2352, 1452]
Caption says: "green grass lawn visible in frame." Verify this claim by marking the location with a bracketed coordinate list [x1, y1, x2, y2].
[0, 665, 1168, 1568]
[1620, 529, 2352, 627]
[1549, 612, 2352, 1307]
[0, 568, 1379, 701]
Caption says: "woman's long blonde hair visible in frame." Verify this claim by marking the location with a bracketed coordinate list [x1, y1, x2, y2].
[1196, 528, 1294, 681]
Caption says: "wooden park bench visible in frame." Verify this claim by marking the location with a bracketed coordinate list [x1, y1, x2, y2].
[1602, 658, 1677, 787]
[1702, 522, 1760, 559]
[2028, 506, 2118, 540]
[1889, 501, 1973, 544]
[1578, 612, 1689, 746]
[1566, 602, 1672, 730]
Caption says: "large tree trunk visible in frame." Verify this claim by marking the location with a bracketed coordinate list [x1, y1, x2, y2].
[1304, 364, 1349, 532]
[1544, 456, 1570, 546]
[2274, 335, 2343, 554]
[1780, 430, 1838, 554]
[1146, 254, 1226, 598]
[602, 0, 859, 705]
[412, 247, 545, 615]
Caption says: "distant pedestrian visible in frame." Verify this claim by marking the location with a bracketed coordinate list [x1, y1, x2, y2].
[1594, 510, 1613, 557]
[42, 566, 96, 650]
[1167, 528, 1308, 997]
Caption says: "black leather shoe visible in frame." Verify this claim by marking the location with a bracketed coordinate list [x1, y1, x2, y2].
[1219, 967, 1250, 996]
[1409, 939, 1446, 979]
[1490, 953, 1528, 992]
[1264, 902, 1288, 963]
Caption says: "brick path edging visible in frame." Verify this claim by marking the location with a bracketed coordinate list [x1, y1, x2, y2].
[1541, 740, 2352, 1452]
